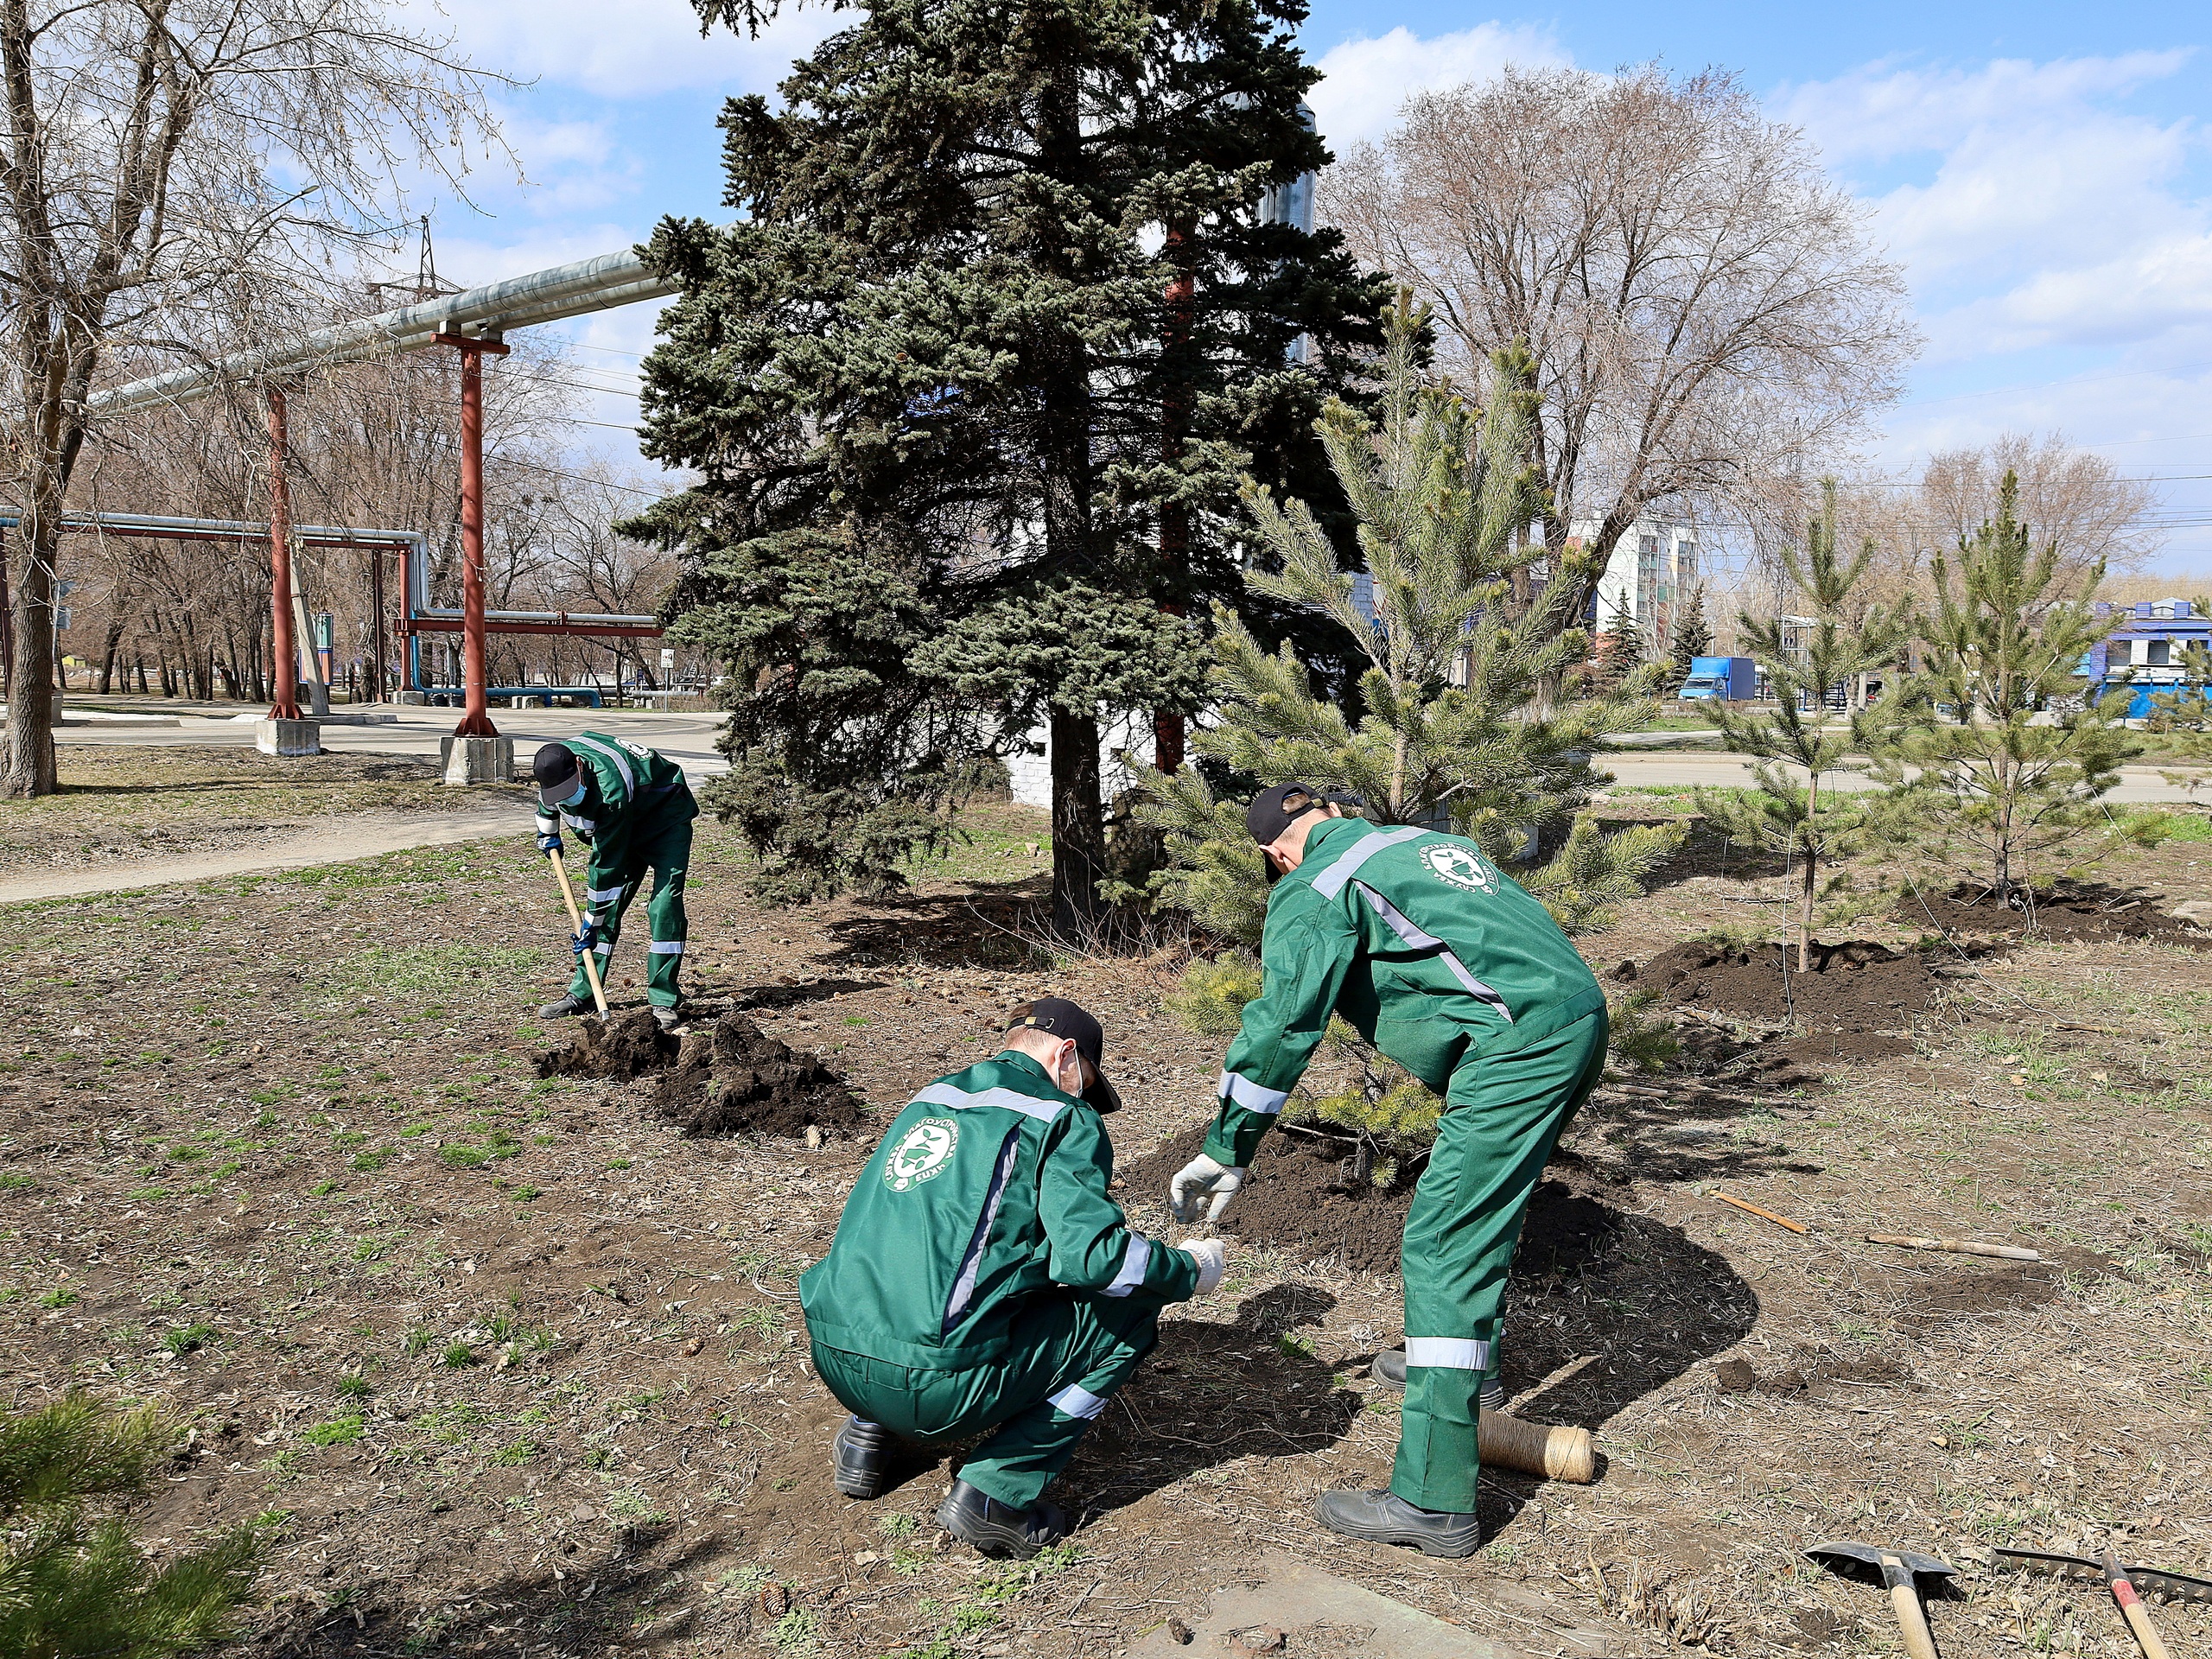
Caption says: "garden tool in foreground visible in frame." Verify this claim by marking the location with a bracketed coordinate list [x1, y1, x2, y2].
[546, 849, 609, 1015]
[1993, 1547, 2212, 1659]
[1807, 1540, 1957, 1659]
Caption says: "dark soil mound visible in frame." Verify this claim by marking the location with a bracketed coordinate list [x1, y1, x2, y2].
[1122, 1125, 1618, 1277]
[1634, 939, 1942, 1039]
[534, 1009, 677, 1081]
[1895, 880, 2212, 949]
[652, 1013, 868, 1139]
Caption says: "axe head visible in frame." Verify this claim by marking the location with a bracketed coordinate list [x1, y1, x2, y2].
[1808, 1541, 1959, 1587]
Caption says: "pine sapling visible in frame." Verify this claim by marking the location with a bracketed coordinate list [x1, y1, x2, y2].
[1697, 479, 1907, 969]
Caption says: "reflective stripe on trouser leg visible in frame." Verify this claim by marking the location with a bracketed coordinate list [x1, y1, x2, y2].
[957, 1294, 1161, 1511]
[567, 870, 642, 1002]
[641, 815, 692, 1009]
[1389, 1008, 1609, 1514]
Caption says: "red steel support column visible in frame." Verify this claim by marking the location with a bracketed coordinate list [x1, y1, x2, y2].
[265, 386, 302, 720]
[437, 331, 510, 738]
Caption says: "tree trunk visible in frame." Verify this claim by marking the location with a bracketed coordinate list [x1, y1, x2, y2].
[1049, 702, 1108, 938]
[1799, 770, 1819, 973]
[98, 612, 126, 692]
[2, 505, 62, 798]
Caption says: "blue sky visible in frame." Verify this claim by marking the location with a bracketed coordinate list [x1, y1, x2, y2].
[416, 0, 2212, 575]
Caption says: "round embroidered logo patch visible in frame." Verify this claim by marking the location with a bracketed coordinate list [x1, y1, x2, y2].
[1421, 842, 1498, 895]
[885, 1117, 959, 1192]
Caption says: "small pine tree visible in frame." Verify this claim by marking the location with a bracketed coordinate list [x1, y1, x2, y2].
[1671, 587, 1713, 675]
[1868, 472, 2138, 907]
[1595, 594, 1647, 692]
[1143, 294, 1681, 1155]
[1695, 480, 1908, 970]
[0, 1390, 264, 1657]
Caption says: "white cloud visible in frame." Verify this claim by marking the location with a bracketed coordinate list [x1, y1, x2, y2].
[431, 0, 839, 100]
[1308, 22, 1567, 151]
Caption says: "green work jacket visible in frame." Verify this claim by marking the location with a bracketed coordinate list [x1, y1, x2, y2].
[1207, 817, 1605, 1167]
[801, 1052, 1199, 1369]
[531, 731, 697, 912]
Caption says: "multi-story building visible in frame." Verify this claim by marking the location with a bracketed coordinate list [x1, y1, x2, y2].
[1580, 518, 1700, 657]
[2086, 598, 2210, 717]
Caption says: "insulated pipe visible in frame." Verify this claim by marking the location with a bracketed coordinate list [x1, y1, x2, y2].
[85, 250, 680, 418]
[265, 387, 302, 721]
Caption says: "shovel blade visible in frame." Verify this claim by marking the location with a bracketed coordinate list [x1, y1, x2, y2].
[1808, 1541, 1957, 1584]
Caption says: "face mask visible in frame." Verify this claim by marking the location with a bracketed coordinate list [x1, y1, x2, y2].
[549, 775, 587, 810]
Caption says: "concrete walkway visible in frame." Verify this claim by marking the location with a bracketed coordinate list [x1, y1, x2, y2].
[0, 805, 519, 906]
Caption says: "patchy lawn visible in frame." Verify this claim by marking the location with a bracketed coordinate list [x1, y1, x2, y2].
[3, 791, 2209, 1658]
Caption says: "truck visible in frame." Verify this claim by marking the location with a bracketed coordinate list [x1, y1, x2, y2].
[1677, 656, 1756, 701]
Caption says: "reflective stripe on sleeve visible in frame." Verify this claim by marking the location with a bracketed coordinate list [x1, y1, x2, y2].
[911, 1082, 1066, 1123]
[1405, 1337, 1493, 1370]
[1309, 825, 1426, 899]
[1217, 1070, 1288, 1115]
[1351, 881, 1513, 1021]
[647, 940, 684, 955]
[1047, 1382, 1109, 1420]
[568, 734, 636, 802]
[1101, 1234, 1151, 1298]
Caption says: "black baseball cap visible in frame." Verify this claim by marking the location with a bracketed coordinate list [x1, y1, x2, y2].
[1246, 781, 1328, 847]
[532, 742, 584, 808]
[1006, 997, 1122, 1113]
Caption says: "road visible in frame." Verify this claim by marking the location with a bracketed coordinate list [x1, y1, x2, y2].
[48, 700, 731, 783]
[41, 698, 2206, 802]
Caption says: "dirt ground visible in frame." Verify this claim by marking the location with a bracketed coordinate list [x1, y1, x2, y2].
[4, 758, 2211, 1659]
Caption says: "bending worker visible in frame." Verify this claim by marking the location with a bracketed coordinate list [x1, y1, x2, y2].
[802, 999, 1226, 1559]
[531, 735, 699, 1032]
[1170, 785, 1607, 1559]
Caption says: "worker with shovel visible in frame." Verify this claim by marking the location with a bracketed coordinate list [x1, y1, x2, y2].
[531, 736, 698, 1032]
[1169, 785, 1607, 1558]
[802, 999, 1227, 1560]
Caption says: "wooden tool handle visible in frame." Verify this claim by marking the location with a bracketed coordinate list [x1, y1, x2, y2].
[1866, 1233, 2040, 1262]
[1888, 1580, 1940, 1659]
[2107, 1560, 2172, 1659]
[1713, 1192, 1808, 1233]
[547, 850, 609, 1015]
[1478, 1410, 1595, 1484]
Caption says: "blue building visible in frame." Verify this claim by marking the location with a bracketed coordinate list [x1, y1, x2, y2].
[2086, 598, 2211, 717]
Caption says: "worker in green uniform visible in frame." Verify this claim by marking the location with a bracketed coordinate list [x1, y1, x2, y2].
[1169, 784, 1608, 1558]
[802, 999, 1227, 1559]
[531, 736, 699, 1032]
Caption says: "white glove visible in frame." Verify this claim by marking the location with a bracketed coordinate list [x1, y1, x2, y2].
[1179, 1237, 1227, 1295]
[1169, 1154, 1245, 1224]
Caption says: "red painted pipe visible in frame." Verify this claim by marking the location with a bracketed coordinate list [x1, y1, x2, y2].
[440, 332, 510, 738]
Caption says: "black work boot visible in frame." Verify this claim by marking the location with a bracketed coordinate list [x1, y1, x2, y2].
[1370, 1349, 1506, 1412]
[934, 1479, 1070, 1560]
[831, 1416, 890, 1500]
[538, 991, 594, 1019]
[1314, 1488, 1482, 1558]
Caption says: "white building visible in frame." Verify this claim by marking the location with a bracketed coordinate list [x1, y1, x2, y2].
[1580, 518, 1699, 657]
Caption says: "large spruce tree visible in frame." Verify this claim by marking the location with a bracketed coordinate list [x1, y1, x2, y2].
[632, 0, 1384, 928]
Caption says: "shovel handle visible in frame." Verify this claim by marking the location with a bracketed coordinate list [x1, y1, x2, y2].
[1882, 1558, 1941, 1659]
[547, 850, 609, 1015]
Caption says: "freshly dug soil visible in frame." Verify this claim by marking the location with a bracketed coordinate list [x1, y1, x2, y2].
[652, 1012, 868, 1139]
[1633, 939, 1943, 1039]
[1895, 880, 2212, 949]
[533, 1009, 678, 1081]
[1124, 1125, 1619, 1277]
[533, 1008, 866, 1139]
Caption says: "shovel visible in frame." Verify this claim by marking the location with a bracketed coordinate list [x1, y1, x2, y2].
[1807, 1541, 1956, 1659]
[546, 849, 609, 1016]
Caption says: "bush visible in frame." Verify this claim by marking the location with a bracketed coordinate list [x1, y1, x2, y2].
[0, 1389, 264, 1657]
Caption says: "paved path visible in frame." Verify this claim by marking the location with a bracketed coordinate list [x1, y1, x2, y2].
[1601, 750, 2198, 803]
[0, 806, 519, 906]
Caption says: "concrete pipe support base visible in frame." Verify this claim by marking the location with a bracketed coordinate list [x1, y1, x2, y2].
[255, 718, 323, 757]
[440, 734, 515, 786]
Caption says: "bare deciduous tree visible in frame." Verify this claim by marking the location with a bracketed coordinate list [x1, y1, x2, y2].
[1321, 66, 1919, 619]
[1, 0, 508, 796]
[1919, 431, 2158, 588]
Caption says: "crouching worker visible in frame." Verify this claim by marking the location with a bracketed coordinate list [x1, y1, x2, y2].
[799, 999, 1225, 1559]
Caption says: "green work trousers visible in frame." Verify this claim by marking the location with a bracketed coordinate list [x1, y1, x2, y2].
[811, 1293, 1163, 1510]
[1390, 1007, 1609, 1514]
[567, 809, 693, 1010]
